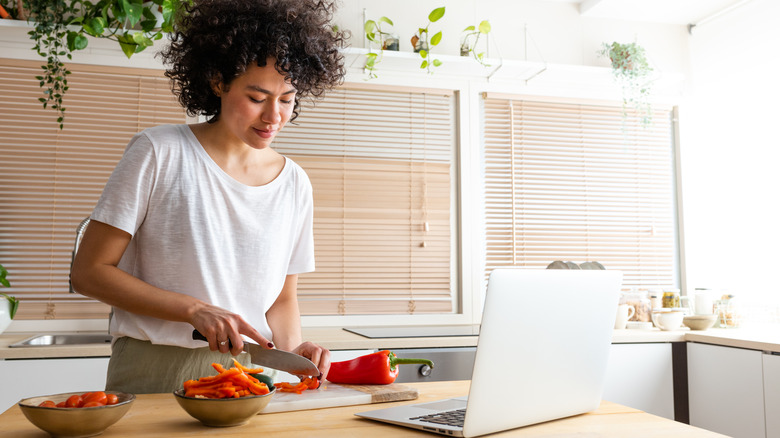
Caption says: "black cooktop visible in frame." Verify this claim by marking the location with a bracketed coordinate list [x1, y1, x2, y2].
[343, 325, 480, 339]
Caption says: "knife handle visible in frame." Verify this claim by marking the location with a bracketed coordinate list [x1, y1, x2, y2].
[192, 329, 233, 349]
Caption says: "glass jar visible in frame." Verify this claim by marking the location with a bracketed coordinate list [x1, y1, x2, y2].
[647, 288, 663, 309]
[619, 289, 652, 323]
[382, 33, 399, 51]
[715, 294, 740, 328]
[412, 35, 428, 53]
[662, 288, 681, 308]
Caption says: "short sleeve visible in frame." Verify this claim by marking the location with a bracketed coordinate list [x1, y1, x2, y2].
[286, 166, 315, 275]
[90, 132, 157, 236]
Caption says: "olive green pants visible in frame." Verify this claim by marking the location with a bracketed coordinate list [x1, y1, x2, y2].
[105, 337, 278, 394]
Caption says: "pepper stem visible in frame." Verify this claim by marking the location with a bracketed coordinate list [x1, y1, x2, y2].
[388, 352, 434, 371]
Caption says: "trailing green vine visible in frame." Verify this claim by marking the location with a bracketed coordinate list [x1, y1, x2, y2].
[23, 0, 187, 129]
[598, 41, 654, 127]
[27, 0, 73, 129]
[410, 6, 445, 74]
[460, 20, 491, 66]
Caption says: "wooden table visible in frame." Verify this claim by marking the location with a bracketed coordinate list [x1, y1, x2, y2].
[0, 381, 726, 437]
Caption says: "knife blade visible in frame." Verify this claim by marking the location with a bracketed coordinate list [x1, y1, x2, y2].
[191, 330, 319, 376]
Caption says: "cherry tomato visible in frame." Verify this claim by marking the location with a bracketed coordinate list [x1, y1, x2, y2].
[65, 395, 83, 408]
[82, 401, 104, 408]
[105, 393, 119, 405]
[38, 400, 56, 408]
[56, 401, 66, 408]
[82, 391, 107, 406]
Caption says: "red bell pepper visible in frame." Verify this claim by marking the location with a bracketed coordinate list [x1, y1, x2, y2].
[326, 350, 434, 385]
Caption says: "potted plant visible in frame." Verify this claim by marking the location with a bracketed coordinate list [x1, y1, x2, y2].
[363, 15, 397, 79]
[21, 0, 187, 129]
[460, 20, 491, 66]
[598, 41, 654, 127]
[0, 263, 19, 335]
[410, 6, 445, 74]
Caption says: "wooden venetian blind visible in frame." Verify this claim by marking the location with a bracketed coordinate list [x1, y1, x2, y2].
[0, 59, 186, 320]
[482, 96, 678, 288]
[273, 86, 456, 315]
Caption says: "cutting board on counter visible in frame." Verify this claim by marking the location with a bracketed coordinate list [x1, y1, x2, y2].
[260, 382, 418, 414]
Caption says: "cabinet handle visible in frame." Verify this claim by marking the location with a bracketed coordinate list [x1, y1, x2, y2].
[418, 364, 432, 377]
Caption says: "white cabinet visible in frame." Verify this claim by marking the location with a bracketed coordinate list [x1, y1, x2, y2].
[764, 353, 780, 438]
[0, 357, 110, 413]
[688, 342, 765, 438]
[603, 343, 675, 420]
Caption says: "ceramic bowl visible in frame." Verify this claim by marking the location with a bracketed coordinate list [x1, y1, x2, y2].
[18, 391, 135, 438]
[651, 308, 686, 331]
[173, 376, 275, 427]
[683, 314, 718, 331]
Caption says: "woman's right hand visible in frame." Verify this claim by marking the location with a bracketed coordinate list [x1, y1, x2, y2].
[189, 303, 273, 356]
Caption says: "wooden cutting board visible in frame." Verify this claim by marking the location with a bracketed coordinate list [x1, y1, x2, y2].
[260, 382, 418, 414]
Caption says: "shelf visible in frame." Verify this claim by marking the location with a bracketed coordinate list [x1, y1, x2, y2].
[341, 47, 547, 82]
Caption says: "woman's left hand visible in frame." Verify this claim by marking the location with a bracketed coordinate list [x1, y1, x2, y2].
[291, 341, 331, 380]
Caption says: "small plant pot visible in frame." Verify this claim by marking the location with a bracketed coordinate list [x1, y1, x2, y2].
[412, 35, 428, 53]
[382, 33, 399, 51]
[0, 300, 13, 335]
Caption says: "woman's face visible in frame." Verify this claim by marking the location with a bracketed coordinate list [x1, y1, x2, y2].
[215, 59, 296, 150]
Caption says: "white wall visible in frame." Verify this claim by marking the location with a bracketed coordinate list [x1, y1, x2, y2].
[333, 0, 689, 75]
[681, 0, 780, 323]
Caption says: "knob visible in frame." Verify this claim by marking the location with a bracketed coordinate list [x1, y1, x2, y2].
[418, 364, 432, 377]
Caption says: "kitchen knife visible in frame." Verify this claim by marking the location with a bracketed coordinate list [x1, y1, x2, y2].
[192, 330, 319, 376]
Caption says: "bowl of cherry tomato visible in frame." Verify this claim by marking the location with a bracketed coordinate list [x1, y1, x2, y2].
[18, 390, 135, 437]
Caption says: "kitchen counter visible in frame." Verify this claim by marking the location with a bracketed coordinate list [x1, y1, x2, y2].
[1, 326, 778, 360]
[0, 380, 726, 437]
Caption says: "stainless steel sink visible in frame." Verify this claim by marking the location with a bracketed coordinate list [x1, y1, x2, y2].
[9, 333, 113, 348]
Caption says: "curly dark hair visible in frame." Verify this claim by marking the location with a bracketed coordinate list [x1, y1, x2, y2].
[159, 0, 347, 121]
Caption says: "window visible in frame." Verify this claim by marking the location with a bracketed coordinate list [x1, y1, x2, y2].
[482, 95, 678, 288]
[273, 84, 458, 315]
[0, 59, 187, 320]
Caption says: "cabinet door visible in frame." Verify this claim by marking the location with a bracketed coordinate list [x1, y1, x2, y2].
[764, 353, 780, 438]
[0, 357, 110, 413]
[688, 343, 765, 438]
[603, 343, 674, 419]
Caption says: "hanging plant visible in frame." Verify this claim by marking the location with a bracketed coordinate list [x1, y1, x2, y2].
[460, 20, 491, 66]
[26, 0, 73, 130]
[23, 0, 187, 129]
[598, 41, 654, 127]
[410, 6, 445, 74]
[363, 15, 397, 79]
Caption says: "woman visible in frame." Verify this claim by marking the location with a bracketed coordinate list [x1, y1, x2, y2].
[70, 0, 346, 393]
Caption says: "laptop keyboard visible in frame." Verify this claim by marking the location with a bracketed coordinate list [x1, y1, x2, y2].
[411, 408, 466, 428]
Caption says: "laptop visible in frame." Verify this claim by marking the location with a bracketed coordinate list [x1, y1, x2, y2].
[356, 268, 623, 437]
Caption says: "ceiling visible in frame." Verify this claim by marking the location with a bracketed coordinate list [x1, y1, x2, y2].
[549, 0, 753, 25]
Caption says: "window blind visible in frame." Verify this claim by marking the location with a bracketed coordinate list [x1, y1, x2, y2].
[482, 96, 678, 288]
[273, 86, 457, 315]
[0, 59, 186, 320]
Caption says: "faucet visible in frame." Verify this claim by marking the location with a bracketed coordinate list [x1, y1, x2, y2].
[68, 217, 91, 294]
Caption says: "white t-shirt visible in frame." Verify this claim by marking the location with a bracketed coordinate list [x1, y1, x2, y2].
[91, 124, 315, 348]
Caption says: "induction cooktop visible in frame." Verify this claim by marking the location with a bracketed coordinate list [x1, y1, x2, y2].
[343, 325, 480, 339]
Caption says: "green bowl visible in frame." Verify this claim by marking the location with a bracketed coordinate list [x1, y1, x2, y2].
[18, 391, 135, 438]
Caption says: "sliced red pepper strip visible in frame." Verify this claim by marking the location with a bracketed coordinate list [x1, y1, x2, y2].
[182, 363, 269, 398]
